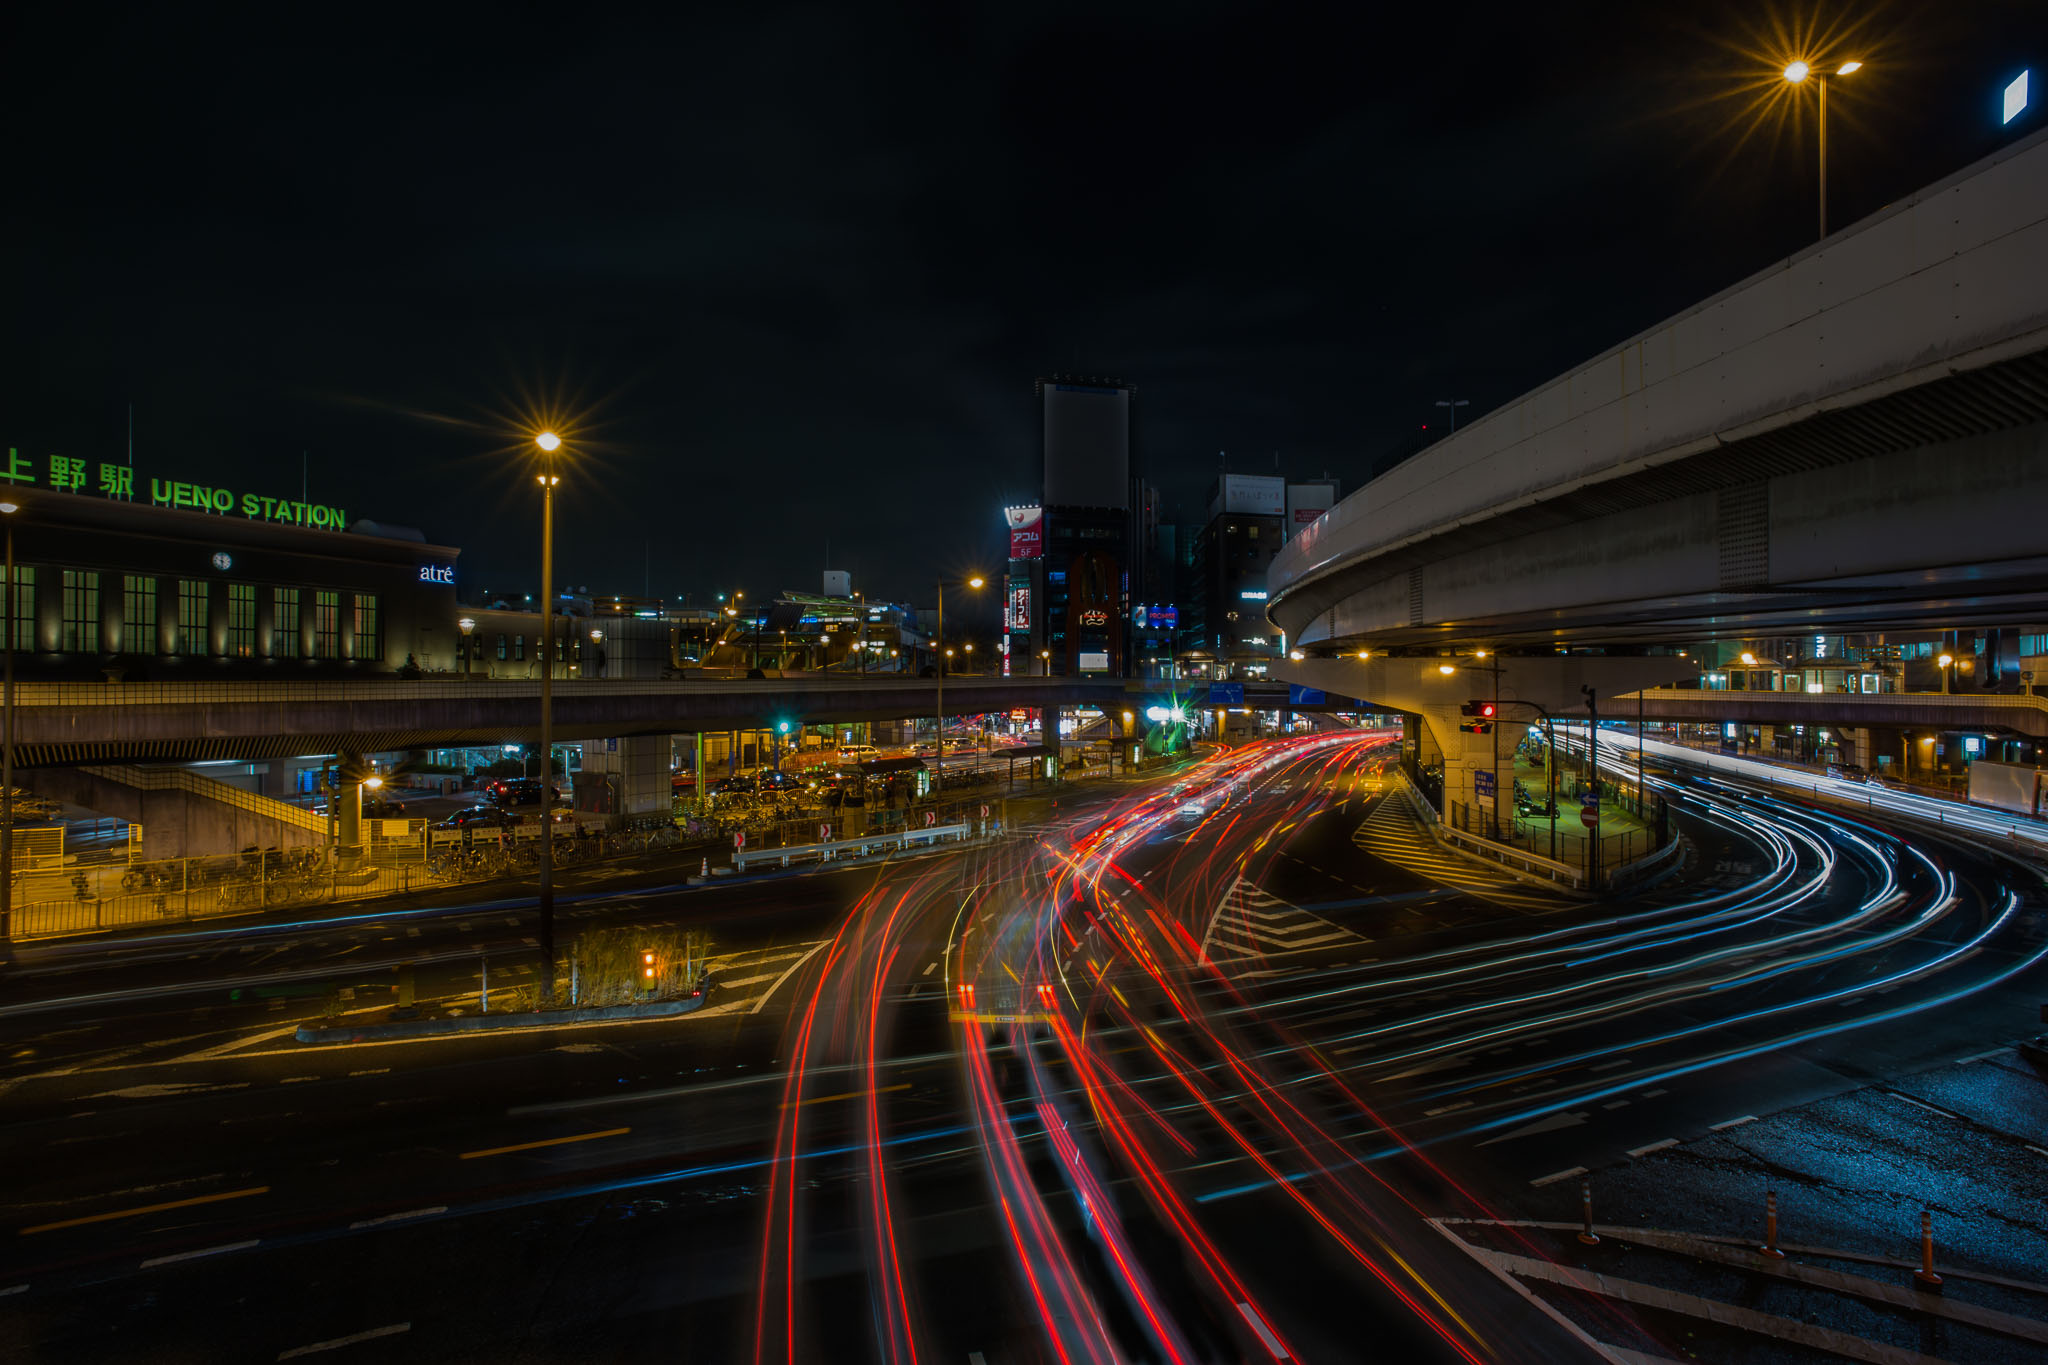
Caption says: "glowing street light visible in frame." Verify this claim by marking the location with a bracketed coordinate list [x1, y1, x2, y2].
[532, 429, 565, 1001]
[1784, 56, 1864, 238]
[1938, 652, 1954, 694]
[1438, 663, 1457, 676]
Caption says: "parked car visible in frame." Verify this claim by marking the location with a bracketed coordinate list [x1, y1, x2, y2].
[361, 796, 408, 818]
[835, 744, 882, 763]
[436, 805, 512, 830]
[709, 775, 757, 796]
[757, 770, 804, 793]
[489, 779, 562, 808]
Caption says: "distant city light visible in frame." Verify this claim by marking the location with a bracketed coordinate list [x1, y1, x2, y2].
[2007, 70, 2031, 125]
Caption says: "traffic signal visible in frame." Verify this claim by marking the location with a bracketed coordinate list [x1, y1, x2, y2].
[1459, 701, 1497, 719]
[1458, 721, 1493, 735]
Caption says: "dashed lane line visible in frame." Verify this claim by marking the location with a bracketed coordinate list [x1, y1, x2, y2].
[277, 1323, 412, 1359]
[1708, 1115, 1758, 1131]
[1626, 1139, 1679, 1158]
[348, 1206, 446, 1230]
[459, 1127, 629, 1161]
[1529, 1166, 1588, 1188]
[19, 1184, 270, 1235]
[140, 1239, 259, 1268]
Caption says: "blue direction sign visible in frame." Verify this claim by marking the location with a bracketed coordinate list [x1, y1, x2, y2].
[1208, 683, 1245, 704]
[1287, 684, 1327, 705]
[1473, 770, 1496, 798]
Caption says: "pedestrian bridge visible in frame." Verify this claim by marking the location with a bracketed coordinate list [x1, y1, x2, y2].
[0, 674, 1355, 767]
[1269, 123, 2048, 652]
[1626, 687, 2048, 740]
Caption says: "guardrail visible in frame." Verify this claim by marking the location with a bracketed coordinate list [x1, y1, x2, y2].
[732, 821, 980, 872]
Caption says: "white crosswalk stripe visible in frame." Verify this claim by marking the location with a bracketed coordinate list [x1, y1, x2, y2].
[1352, 795, 1566, 912]
[1201, 875, 1372, 963]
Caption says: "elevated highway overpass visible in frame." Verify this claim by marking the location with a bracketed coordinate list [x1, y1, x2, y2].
[1268, 123, 2048, 652]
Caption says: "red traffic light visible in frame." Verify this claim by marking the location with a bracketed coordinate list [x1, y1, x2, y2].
[1459, 700, 1498, 719]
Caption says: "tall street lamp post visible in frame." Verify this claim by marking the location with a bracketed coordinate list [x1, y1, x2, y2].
[1434, 398, 1470, 434]
[1784, 58, 1864, 239]
[1938, 652, 1953, 694]
[458, 616, 475, 677]
[0, 499, 17, 950]
[534, 430, 562, 1004]
[933, 575, 985, 795]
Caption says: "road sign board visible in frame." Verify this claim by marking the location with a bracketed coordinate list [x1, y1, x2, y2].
[1287, 684, 1326, 705]
[1473, 770, 1496, 797]
[1208, 683, 1245, 705]
[1581, 806, 1599, 828]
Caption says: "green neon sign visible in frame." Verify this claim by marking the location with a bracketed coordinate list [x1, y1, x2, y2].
[3, 449, 346, 530]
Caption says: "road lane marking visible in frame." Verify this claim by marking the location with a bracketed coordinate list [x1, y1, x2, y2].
[1627, 1139, 1679, 1158]
[460, 1127, 630, 1160]
[1709, 1115, 1758, 1131]
[19, 1184, 270, 1235]
[0, 1283, 25, 1297]
[1955, 1049, 2008, 1064]
[750, 940, 832, 1015]
[348, 1206, 446, 1229]
[1235, 1302, 1290, 1357]
[922, 962, 937, 976]
[277, 1323, 411, 1359]
[1886, 1093, 1963, 1121]
[140, 1239, 259, 1268]
[1529, 1166, 1587, 1187]
[787, 1083, 911, 1110]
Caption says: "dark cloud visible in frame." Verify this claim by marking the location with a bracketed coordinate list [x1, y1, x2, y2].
[3, 2, 2039, 624]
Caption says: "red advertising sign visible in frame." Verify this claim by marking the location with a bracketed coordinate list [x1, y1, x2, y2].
[1005, 505, 1044, 560]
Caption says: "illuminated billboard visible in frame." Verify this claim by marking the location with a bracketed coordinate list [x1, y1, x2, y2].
[1004, 505, 1044, 560]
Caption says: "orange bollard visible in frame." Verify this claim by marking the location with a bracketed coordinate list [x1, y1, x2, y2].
[1759, 1190, 1786, 1260]
[1913, 1210, 1943, 1290]
[1577, 1177, 1600, 1246]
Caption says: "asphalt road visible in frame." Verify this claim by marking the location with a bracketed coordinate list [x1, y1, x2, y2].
[2, 734, 2042, 1363]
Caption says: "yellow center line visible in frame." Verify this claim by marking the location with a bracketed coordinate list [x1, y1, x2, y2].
[460, 1127, 630, 1160]
[786, 1082, 912, 1109]
[1001, 961, 1021, 984]
[20, 1184, 270, 1236]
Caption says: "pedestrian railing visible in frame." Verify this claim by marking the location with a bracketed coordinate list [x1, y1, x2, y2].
[732, 821, 982, 873]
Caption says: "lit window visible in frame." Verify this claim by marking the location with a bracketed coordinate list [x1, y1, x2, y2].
[228, 584, 255, 658]
[123, 575, 156, 654]
[272, 588, 300, 659]
[353, 593, 379, 662]
[60, 570, 99, 654]
[314, 590, 339, 659]
[178, 579, 209, 656]
[4, 566, 32, 652]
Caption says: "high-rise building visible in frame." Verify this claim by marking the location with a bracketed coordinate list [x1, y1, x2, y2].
[1179, 472, 1338, 678]
[1032, 375, 1137, 676]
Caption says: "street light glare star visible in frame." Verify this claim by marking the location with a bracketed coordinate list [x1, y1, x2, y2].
[535, 431, 562, 452]
[1784, 60, 1810, 82]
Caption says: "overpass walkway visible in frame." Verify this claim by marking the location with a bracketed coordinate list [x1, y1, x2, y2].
[1623, 688, 2048, 739]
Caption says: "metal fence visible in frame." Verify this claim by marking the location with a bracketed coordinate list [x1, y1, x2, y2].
[9, 821, 688, 941]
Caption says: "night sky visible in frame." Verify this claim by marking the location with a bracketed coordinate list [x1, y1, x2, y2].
[5, 3, 2039, 629]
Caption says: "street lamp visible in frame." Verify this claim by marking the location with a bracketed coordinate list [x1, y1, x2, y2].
[0, 499, 16, 949]
[1435, 398, 1470, 434]
[458, 616, 476, 677]
[934, 574, 985, 793]
[1938, 652, 1953, 694]
[533, 431, 562, 1003]
[588, 627, 603, 679]
[1039, 648, 1050, 677]
[1784, 57, 1864, 239]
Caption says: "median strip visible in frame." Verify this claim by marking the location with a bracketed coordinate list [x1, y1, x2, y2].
[459, 1127, 630, 1160]
[19, 1184, 270, 1235]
